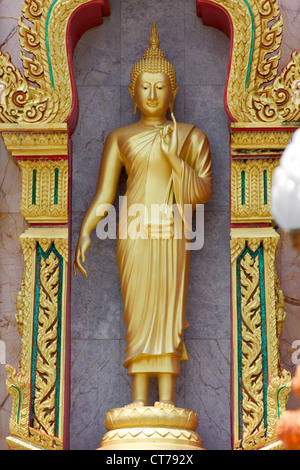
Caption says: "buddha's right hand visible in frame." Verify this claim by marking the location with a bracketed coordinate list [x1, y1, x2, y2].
[73, 233, 91, 277]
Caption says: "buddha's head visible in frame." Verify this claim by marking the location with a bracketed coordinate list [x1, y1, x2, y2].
[128, 22, 179, 117]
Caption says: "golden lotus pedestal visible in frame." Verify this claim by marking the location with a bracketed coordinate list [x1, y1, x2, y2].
[98, 405, 204, 450]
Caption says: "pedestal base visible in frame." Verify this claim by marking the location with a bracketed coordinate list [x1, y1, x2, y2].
[98, 406, 204, 450]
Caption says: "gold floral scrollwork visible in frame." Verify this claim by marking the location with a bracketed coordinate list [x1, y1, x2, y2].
[33, 251, 60, 436]
[244, 51, 300, 122]
[0, 0, 109, 127]
[231, 227, 291, 450]
[239, 251, 265, 442]
[6, 228, 68, 450]
[197, 0, 300, 122]
[0, 50, 58, 124]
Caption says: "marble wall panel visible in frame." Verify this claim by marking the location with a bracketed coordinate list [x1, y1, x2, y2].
[0, 140, 22, 213]
[0, 212, 26, 450]
[184, 0, 230, 86]
[0, 96, 25, 450]
[73, 0, 121, 87]
[277, 229, 300, 410]
[71, 0, 231, 450]
[278, 0, 300, 75]
[71, 211, 123, 341]
[120, 0, 185, 86]
[184, 85, 230, 211]
[186, 209, 231, 340]
[70, 338, 123, 450]
[72, 85, 121, 212]
[0, 0, 24, 73]
[184, 339, 231, 450]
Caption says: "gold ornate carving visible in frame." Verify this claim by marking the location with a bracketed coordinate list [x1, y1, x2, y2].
[199, 0, 300, 122]
[244, 51, 300, 122]
[18, 160, 68, 223]
[5, 364, 63, 450]
[0, 49, 58, 124]
[231, 159, 279, 223]
[104, 405, 198, 430]
[230, 128, 296, 156]
[6, 228, 68, 450]
[240, 252, 265, 441]
[100, 406, 203, 450]
[266, 371, 291, 440]
[33, 252, 60, 436]
[231, 227, 291, 450]
[0, 0, 108, 126]
[0, 125, 68, 157]
[5, 365, 31, 439]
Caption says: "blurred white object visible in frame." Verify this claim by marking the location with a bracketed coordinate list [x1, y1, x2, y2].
[271, 128, 300, 230]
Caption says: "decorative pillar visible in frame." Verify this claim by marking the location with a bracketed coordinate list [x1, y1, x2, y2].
[0, 0, 110, 450]
[2, 125, 69, 450]
[197, 0, 300, 450]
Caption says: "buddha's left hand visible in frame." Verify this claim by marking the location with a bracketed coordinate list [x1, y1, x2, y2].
[157, 113, 182, 174]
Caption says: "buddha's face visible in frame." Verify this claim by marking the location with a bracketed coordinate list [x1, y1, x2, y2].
[133, 72, 177, 118]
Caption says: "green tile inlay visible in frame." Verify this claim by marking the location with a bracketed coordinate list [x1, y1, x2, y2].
[263, 169, 268, 205]
[241, 170, 245, 206]
[32, 169, 37, 205]
[54, 168, 59, 205]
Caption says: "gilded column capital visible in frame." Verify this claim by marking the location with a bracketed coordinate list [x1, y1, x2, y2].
[0, 123, 69, 158]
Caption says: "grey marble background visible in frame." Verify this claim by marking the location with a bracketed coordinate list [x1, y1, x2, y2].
[71, 0, 231, 450]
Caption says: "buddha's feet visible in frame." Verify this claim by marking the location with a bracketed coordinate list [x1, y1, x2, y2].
[124, 400, 146, 408]
[154, 401, 175, 408]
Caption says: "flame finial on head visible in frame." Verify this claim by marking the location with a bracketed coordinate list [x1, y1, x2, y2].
[148, 21, 160, 50]
[129, 21, 177, 94]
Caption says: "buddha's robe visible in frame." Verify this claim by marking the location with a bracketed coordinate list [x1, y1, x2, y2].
[115, 123, 212, 376]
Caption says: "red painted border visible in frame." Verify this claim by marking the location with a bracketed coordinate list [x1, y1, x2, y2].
[231, 223, 271, 228]
[65, 0, 110, 134]
[231, 126, 300, 133]
[231, 154, 282, 159]
[14, 155, 69, 161]
[197, 0, 236, 122]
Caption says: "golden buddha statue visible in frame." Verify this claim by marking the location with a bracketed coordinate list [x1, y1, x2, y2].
[74, 22, 212, 410]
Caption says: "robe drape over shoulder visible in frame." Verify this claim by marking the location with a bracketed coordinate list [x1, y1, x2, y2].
[115, 123, 212, 375]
